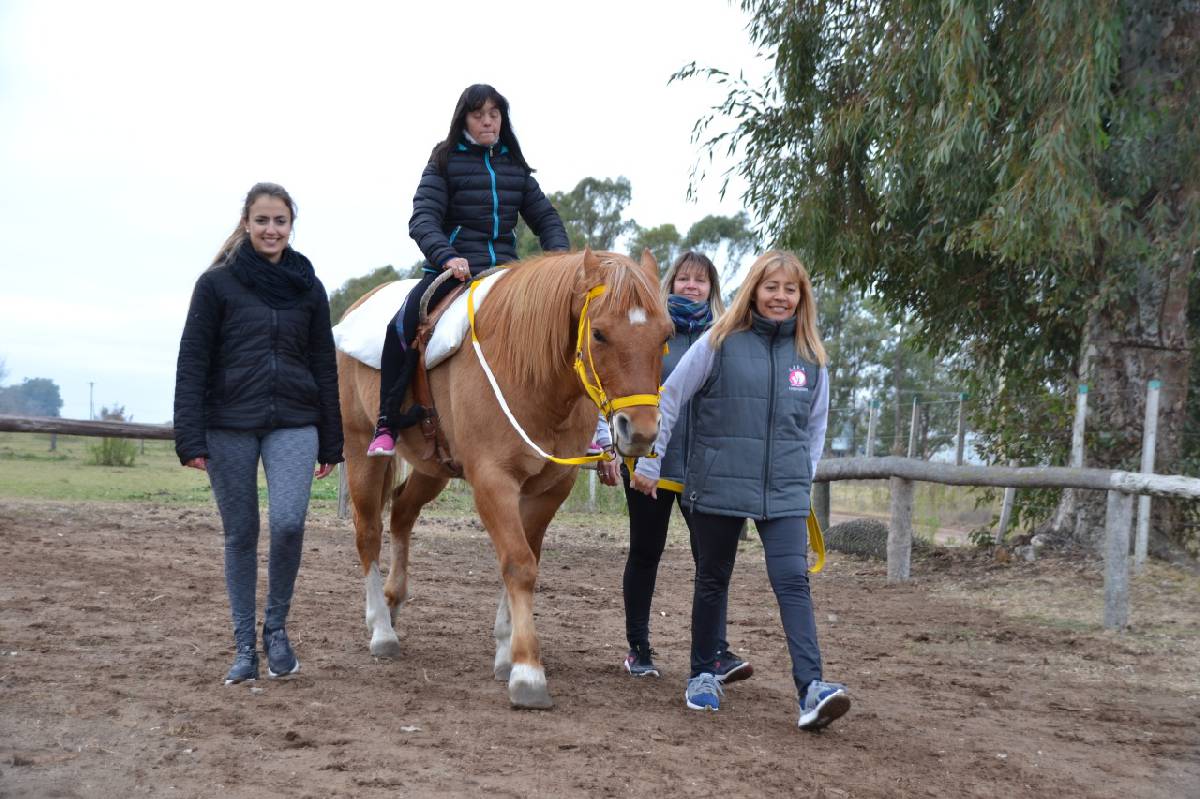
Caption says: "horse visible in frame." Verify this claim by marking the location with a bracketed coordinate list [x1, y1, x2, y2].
[337, 249, 672, 708]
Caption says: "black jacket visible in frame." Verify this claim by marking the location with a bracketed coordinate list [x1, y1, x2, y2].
[173, 263, 344, 465]
[409, 140, 569, 271]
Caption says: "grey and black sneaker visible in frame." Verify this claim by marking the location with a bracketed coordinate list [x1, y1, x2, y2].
[713, 649, 753, 684]
[798, 680, 851, 731]
[263, 627, 300, 680]
[684, 672, 723, 711]
[623, 644, 660, 678]
[224, 644, 259, 685]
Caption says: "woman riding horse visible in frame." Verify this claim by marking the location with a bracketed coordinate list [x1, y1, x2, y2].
[368, 83, 569, 456]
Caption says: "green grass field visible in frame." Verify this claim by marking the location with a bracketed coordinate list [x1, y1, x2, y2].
[0, 432, 996, 541]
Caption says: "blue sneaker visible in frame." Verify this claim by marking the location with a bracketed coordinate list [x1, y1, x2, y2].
[798, 680, 850, 731]
[685, 673, 723, 711]
[223, 644, 259, 685]
[713, 650, 753, 684]
[263, 627, 300, 679]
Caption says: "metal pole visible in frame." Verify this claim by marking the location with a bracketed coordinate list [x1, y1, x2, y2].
[1070, 384, 1088, 468]
[906, 397, 919, 459]
[88, 382, 95, 420]
[865, 400, 878, 458]
[955, 392, 967, 466]
[337, 463, 350, 520]
[587, 469, 596, 511]
[1134, 380, 1161, 570]
[995, 459, 1018, 545]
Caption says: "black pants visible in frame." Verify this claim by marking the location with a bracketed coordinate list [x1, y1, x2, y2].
[377, 269, 469, 421]
[621, 468, 728, 655]
[685, 510, 822, 693]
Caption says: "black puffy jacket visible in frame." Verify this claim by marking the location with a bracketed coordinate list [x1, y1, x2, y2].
[173, 264, 344, 465]
[409, 140, 569, 271]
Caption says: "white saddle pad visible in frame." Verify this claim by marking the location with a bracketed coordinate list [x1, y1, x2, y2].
[332, 270, 509, 370]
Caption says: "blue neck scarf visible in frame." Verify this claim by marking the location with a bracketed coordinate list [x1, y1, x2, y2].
[667, 294, 713, 333]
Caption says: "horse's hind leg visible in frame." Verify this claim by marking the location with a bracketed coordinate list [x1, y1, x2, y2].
[493, 473, 574, 683]
[385, 468, 449, 624]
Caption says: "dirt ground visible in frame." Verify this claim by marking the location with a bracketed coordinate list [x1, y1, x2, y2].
[0, 499, 1197, 799]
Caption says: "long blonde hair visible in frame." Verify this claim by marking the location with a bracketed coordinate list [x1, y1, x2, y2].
[708, 250, 827, 366]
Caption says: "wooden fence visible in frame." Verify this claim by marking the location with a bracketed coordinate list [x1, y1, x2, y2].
[4, 413, 1199, 631]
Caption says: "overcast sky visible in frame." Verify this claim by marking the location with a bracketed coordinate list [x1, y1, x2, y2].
[0, 1, 767, 423]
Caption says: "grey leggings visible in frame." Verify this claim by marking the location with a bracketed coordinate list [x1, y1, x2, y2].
[206, 426, 318, 647]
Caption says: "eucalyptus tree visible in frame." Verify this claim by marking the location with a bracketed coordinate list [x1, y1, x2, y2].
[681, 0, 1198, 551]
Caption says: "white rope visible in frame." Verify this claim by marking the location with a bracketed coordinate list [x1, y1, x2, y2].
[470, 339, 559, 461]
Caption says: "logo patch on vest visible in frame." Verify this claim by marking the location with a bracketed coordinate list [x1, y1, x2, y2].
[788, 367, 809, 390]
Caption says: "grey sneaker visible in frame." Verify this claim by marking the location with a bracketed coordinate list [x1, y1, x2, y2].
[798, 680, 850, 731]
[224, 644, 259, 685]
[263, 627, 300, 679]
[623, 644, 661, 678]
[685, 672, 723, 711]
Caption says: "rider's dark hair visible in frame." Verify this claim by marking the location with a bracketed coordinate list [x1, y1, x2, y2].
[429, 84, 532, 174]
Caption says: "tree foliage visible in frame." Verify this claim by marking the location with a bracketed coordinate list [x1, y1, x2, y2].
[328, 265, 405, 323]
[682, 0, 1199, 544]
[0, 377, 63, 417]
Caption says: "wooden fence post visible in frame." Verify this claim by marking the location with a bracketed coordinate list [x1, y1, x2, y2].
[337, 463, 350, 520]
[1135, 379, 1161, 571]
[49, 432, 57, 452]
[955, 393, 967, 466]
[1070, 384, 1089, 469]
[1104, 490, 1134, 630]
[812, 481, 831, 532]
[887, 477, 914, 583]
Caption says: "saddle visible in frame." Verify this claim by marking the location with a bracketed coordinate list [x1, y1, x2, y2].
[410, 277, 468, 478]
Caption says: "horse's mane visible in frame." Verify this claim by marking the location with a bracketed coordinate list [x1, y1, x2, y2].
[477, 251, 665, 391]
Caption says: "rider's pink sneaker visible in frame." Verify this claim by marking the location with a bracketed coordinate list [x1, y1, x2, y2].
[367, 430, 396, 457]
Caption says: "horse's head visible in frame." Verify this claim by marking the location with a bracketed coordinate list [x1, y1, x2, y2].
[576, 249, 673, 458]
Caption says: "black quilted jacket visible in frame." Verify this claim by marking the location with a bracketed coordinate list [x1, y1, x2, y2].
[173, 264, 344, 465]
[409, 140, 569, 271]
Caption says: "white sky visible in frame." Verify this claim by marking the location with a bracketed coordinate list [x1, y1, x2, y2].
[0, 1, 767, 423]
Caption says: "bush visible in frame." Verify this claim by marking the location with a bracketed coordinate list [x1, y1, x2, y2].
[86, 404, 136, 467]
[87, 436, 137, 467]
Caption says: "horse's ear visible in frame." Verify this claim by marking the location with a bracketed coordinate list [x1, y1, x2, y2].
[638, 248, 660, 289]
[581, 247, 603, 286]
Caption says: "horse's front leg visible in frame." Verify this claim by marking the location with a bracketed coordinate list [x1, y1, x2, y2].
[347, 451, 401, 659]
[473, 472, 551, 709]
[493, 473, 575, 683]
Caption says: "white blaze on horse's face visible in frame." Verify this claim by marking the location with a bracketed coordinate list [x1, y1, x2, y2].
[628, 307, 648, 325]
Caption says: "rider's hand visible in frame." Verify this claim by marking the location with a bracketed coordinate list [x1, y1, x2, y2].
[630, 472, 657, 499]
[444, 257, 470, 281]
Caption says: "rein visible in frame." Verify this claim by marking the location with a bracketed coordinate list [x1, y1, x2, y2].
[467, 280, 660, 466]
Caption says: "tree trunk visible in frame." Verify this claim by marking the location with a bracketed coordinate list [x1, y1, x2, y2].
[1069, 251, 1191, 553]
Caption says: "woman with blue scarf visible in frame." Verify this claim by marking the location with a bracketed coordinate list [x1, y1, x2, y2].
[619, 252, 750, 683]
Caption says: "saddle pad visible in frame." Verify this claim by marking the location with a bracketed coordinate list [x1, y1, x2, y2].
[332, 269, 509, 370]
[426, 268, 509, 368]
[331, 279, 421, 369]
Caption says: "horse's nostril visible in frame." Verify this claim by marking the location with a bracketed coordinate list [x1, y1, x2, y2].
[613, 413, 631, 442]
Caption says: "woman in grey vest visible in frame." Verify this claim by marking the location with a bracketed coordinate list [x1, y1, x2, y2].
[631, 250, 850, 731]
[618, 252, 751, 683]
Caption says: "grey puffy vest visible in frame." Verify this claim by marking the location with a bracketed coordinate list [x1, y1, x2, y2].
[682, 314, 821, 519]
[657, 328, 705, 485]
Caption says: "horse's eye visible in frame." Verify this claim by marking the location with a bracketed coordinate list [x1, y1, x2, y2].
[592, 329, 607, 344]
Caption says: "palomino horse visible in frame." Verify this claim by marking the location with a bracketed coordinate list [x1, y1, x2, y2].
[337, 249, 671, 708]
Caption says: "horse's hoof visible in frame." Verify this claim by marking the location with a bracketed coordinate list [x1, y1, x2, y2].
[370, 636, 402, 659]
[494, 663, 511, 682]
[508, 664, 552, 709]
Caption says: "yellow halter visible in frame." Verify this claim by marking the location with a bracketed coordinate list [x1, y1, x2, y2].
[467, 280, 660, 466]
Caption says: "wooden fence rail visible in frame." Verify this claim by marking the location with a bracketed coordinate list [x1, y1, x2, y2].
[6, 414, 1199, 631]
